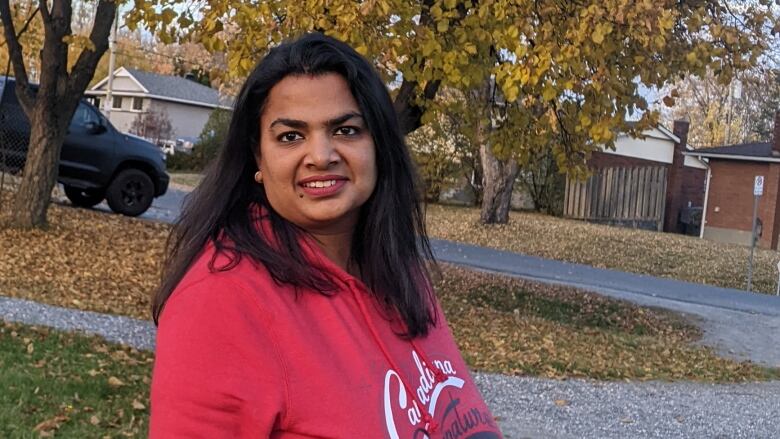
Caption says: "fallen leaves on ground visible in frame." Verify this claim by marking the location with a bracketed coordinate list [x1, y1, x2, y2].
[168, 172, 203, 190]
[0, 195, 774, 381]
[435, 264, 778, 381]
[426, 204, 780, 295]
[0, 196, 167, 320]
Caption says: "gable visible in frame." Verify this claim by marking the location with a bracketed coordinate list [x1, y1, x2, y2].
[90, 67, 148, 93]
[604, 132, 675, 164]
[92, 76, 146, 93]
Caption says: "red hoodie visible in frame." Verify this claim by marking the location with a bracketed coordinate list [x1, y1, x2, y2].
[150, 230, 504, 438]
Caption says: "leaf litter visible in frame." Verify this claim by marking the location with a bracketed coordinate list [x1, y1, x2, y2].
[0, 196, 775, 381]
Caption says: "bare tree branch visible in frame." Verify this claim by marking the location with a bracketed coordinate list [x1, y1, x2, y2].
[68, 0, 116, 96]
[37, 0, 51, 26]
[0, 5, 39, 48]
[0, 0, 34, 109]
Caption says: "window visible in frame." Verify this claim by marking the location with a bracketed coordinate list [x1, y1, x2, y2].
[132, 97, 143, 111]
[95, 97, 102, 109]
[112, 96, 123, 109]
[71, 103, 99, 127]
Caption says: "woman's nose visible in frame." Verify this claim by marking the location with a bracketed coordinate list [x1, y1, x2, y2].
[304, 133, 340, 169]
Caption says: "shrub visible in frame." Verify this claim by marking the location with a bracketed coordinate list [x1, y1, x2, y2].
[166, 108, 232, 172]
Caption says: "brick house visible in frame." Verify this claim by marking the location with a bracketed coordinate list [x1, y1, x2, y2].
[684, 113, 780, 249]
[566, 121, 708, 233]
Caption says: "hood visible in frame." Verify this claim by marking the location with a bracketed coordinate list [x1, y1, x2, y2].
[252, 207, 448, 434]
[122, 133, 166, 165]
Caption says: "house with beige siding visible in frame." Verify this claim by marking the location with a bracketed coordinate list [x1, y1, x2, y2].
[85, 67, 232, 146]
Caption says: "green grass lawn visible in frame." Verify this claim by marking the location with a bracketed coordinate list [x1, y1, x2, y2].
[426, 204, 780, 294]
[0, 320, 152, 438]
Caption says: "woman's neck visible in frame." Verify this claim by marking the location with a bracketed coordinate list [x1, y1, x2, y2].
[310, 230, 356, 275]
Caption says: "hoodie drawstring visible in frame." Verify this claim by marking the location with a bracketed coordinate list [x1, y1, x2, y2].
[347, 279, 444, 434]
[410, 339, 448, 385]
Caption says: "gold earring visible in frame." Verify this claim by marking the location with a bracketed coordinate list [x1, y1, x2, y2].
[254, 171, 263, 183]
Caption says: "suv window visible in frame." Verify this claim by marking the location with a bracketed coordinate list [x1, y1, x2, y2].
[71, 103, 99, 127]
[98, 112, 110, 130]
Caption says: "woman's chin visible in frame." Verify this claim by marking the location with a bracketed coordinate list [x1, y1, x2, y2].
[293, 210, 360, 233]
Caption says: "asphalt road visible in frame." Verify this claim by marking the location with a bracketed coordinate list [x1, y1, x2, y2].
[90, 184, 190, 224]
[431, 239, 780, 368]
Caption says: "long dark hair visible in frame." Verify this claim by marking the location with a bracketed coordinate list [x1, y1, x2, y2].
[154, 33, 437, 337]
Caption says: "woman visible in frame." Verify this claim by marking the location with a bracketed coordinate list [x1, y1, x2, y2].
[150, 33, 503, 438]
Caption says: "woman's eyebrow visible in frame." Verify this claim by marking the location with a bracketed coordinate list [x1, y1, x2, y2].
[268, 112, 363, 130]
[326, 112, 363, 127]
[269, 118, 307, 130]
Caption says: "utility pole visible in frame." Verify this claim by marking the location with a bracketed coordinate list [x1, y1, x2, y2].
[104, 11, 119, 117]
[725, 79, 742, 145]
[725, 82, 733, 145]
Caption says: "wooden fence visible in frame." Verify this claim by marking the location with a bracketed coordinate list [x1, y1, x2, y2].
[564, 166, 668, 231]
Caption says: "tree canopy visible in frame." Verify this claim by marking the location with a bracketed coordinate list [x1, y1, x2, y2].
[663, 68, 780, 148]
[128, 0, 778, 169]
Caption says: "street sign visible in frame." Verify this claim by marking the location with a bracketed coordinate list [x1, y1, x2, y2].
[754, 175, 764, 196]
[748, 177, 765, 291]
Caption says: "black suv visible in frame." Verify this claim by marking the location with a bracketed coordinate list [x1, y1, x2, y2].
[0, 77, 169, 216]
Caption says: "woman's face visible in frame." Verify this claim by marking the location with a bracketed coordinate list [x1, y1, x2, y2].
[257, 73, 377, 234]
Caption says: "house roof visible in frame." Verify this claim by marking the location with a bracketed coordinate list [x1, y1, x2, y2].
[694, 142, 773, 157]
[88, 67, 232, 110]
[683, 141, 780, 163]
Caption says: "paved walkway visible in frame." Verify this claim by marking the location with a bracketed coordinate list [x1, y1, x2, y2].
[124, 186, 780, 366]
[431, 239, 780, 367]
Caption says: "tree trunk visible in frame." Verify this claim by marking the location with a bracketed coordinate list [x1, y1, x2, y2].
[9, 106, 67, 228]
[0, 0, 115, 229]
[480, 142, 519, 224]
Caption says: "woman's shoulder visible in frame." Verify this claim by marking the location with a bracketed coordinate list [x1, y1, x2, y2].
[166, 241, 281, 314]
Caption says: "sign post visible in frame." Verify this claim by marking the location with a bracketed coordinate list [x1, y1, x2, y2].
[747, 175, 764, 292]
[776, 261, 780, 296]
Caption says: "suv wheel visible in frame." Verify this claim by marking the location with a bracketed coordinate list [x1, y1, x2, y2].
[106, 169, 155, 216]
[64, 185, 105, 208]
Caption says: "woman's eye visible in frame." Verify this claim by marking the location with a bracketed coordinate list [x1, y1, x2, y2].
[335, 126, 359, 136]
[278, 132, 303, 142]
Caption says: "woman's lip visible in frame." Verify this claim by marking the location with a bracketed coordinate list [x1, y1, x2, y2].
[299, 179, 347, 197]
